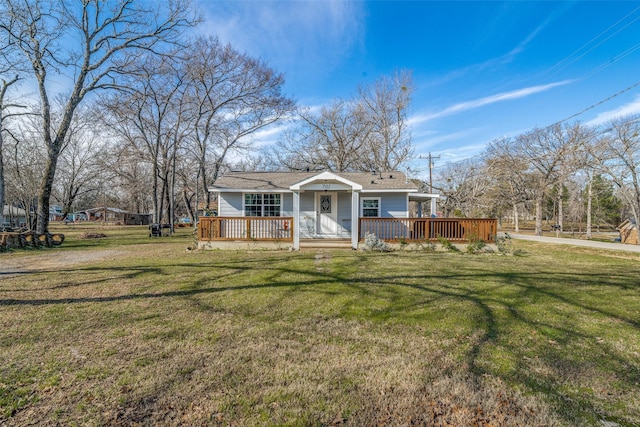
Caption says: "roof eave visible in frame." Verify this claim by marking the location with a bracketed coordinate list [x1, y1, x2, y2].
[290, 171, 364, 191]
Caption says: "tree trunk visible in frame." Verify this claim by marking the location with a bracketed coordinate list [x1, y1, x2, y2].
[513, 203, 519, 233]
[0, 131, 4, 216]
[200, 163, 210, 209]
[36, 153, 60, 233]
[152, 164, 160, 223]
[535, 197, 543, 236]
[586, 178, 592, 240]
[183, 186, 194, 222]
[0, 76, 20, 217]
[558, 195, 563, 232]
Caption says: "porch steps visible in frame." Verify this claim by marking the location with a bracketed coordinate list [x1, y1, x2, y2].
[300, 238, 353, 249]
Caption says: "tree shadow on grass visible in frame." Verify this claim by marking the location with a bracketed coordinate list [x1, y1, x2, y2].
[347, 263, 640, 425]
[1, 250, 638, 424]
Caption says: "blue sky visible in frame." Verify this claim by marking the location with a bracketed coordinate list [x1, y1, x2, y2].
[197, 1, 640, 177]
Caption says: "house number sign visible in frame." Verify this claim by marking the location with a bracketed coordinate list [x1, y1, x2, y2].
[322, 184, 331, 190]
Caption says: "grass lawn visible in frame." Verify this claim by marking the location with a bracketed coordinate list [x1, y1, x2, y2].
[1, 224, 639, 426]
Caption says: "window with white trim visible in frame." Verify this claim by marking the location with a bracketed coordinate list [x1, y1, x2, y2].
[361, 197, 380, 217]
[244, 193, 281, 217]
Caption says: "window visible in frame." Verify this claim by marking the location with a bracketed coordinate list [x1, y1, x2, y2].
[244, 193, 281, 217]
[320, 194, 332, 214]
[361, 198, 380, 217]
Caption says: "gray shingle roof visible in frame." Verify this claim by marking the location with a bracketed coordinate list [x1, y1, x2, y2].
[211, 171, 418, 191]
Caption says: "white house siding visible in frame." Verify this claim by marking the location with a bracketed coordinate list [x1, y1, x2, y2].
[219, 193, 243, 216]
[299, 192, 315, 238]
[362, 192, 408, 218]
[219, 193, 294, 217]
[217, 190, 409, 241]
[337, 192, 353, 237]
[360, 192, 410, 240]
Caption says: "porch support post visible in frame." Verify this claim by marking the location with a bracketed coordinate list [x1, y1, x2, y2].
[351, 191, 359, 249]
[430, 197, 437, 217]
[293, 191, 300, 250]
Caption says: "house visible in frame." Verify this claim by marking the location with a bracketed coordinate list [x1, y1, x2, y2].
[2, 205, 27, 228]
[80, 207, 152, 225]
[198, 171, 496, 250]
[617, 219, 638, 245]
[49, 205, 64, 221]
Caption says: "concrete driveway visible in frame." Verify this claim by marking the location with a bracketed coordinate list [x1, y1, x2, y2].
[508, 233, 640, 253]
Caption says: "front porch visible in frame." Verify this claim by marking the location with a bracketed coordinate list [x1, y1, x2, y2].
[197, 217, 497, 249]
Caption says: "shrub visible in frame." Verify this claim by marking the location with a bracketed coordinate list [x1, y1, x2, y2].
[364, 232, 391, 252]
[437, 235, 460, 253]
[496, 233, 513, 255]
[398, 235, 408, 250]
[466, 233, 487, 254]
[414, 241, 436, 252]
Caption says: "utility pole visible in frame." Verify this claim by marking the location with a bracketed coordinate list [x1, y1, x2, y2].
[418, 152, 441, 218]
[419, 152, 440, 193]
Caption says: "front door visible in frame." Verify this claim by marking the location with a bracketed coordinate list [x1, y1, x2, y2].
[316, 192, 338, 237]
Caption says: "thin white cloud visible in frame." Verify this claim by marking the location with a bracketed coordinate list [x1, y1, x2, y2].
[247, 122, 293, 148]
[196, 0, 364, 79]
[436, 143, 488, 163]
[426, 4, 571, 89]
[585, 95, 640, 126]
[410, 143, 487, 180]
[413, 128, 483, 153]
[411, 80, 573, 125]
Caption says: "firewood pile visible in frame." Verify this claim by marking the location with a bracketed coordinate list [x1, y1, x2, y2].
[0, 231, 65, 250]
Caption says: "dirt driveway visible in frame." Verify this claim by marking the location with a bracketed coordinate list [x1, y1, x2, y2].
[0, 249, 126, 276]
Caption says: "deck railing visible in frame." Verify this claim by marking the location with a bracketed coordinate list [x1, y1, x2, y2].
[198, 217, 293, 242]
[198, 217, 496, 244]
[359, 218, 497, 243]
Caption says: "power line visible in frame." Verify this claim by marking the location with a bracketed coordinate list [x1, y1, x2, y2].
[543, 5, 640, 80]
[526, 5, 640, 127]
[550, 79, 640, 127]
[579, 41, 640, 82]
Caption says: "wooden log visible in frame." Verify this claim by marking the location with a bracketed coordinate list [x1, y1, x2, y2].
[51, 234, 65, 245]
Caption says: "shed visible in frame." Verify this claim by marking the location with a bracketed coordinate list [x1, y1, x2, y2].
[616, 219, 638, 245]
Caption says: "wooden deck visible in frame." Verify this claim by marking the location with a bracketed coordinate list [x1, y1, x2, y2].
[198, 217, 497, 246]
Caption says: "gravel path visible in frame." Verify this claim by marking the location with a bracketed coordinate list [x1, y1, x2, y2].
[508, 233, 640, 253]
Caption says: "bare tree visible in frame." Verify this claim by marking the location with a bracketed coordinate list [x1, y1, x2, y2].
[357, 70, 414, 172]
[52, 103, 106, 219]
[0, 0, 195, 233]
[275, 100, 371, 172]
[484, 137, 533, 232]
[99, 52, 191, 225]
[96, 140, 153, 216]
[276, 71, 413, 173]
[0, 30, 30, 218]
[435, 158, 491, 218]
[0, 75, 20, 218]
[184, 35, 294, 209]
[513, 123, 585, 235]
[3, 115, 45, 229]
[589, 115, 640, 239]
